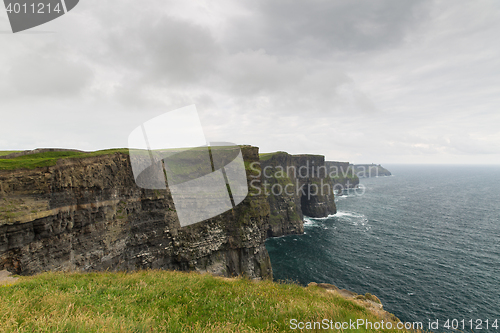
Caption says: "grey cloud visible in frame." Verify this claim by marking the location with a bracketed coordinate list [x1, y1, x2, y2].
[1, 0, 499, 164]
[449, 134, 500, 155]
[7, 54, 93, 96]
[224, 0, 432, 55]
[212, 51, 374, 115]
[77, 8, 223, 108]
[99, 14, 220, 86]
[33, 0, 377, 115]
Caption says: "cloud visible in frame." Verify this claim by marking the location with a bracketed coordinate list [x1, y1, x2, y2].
[0, 0, 499, 164]
[449, 133, 500, 155]
[104, 16, 221, 86]
[7, 53, 93, 97]
[223, 0, 432, 55]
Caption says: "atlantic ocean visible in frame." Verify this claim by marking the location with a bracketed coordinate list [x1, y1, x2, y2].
[266, 165, 500, 330]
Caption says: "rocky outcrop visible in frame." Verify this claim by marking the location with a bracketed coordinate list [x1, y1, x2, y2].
[306, 282, 400, 323]
[0, 147, 272, 279]
[259, 152, 336, 237]
[0, 269, 17, 286]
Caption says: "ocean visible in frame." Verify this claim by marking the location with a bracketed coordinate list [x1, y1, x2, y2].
[266, 165, 500, 331]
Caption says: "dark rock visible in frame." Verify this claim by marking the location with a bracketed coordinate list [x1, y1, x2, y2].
[260, 152, 336, 238]
[325, 161, 360, 193]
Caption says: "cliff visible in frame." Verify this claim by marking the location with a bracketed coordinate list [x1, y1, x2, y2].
[259, 152, 336, 237]
[0, 147, 272, 279]
[325, 161, 360, 193]
[352, 164, 392, 178]
[0, 147, 343, 280]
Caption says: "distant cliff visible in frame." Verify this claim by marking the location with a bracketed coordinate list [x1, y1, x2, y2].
[352, 164, 392, 178]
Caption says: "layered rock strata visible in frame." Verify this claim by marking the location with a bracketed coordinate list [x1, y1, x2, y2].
[0, 147, 271, 279]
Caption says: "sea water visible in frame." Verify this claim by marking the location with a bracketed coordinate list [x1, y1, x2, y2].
[266, 165, 500, 330]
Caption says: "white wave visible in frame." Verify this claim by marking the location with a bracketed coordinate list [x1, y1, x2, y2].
[333, 211, 371, 230]
[335, 194, 357, 201]
[333, 211, 365, 219]
[303, 216, 314, 224]
[303, 216, 326, 227]
[311, 214, 336, 220]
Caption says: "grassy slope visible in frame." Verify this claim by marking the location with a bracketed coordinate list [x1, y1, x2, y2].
[0, 149, 129, 171]
[0, 270, 411, 333]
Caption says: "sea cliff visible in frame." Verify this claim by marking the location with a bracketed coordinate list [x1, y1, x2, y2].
[325, 161, 360, 193]
[0, 148, 390, 280]
[352, 164, 392, 177]
[259, 152, 337, 237]
[0, 148, 272, 279]
[0, 147, 343, 280]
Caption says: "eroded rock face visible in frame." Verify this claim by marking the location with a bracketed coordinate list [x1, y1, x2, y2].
[0, 147, 272, 279]
[260, 152, 337, 238]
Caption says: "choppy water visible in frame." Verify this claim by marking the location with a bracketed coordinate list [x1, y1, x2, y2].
[266, 165, 500, 331]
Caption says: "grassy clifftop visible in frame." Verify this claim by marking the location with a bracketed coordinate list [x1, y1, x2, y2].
[0, 270, 412, 333]
[0, 149, 129, 171]
[0, 147, 258, 171]
[0, 151, 21, 157]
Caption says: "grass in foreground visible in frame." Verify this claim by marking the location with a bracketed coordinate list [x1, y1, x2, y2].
[0, 270, 413, 333]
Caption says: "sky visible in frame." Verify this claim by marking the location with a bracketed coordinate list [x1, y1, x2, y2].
[1, 0, 499, 164]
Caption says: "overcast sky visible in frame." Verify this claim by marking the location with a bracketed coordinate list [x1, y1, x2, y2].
[1, 0, 499, 164]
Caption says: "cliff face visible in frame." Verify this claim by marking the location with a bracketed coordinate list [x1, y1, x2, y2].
[325, 161, 360, 193]
[257, 152, 303, 238]
[259, 152, 336, 237]
[0, 147, 272, 279]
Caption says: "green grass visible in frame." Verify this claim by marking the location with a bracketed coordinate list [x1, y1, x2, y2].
[0, 270, 411, 333]
[0, 146, 256, 171]
[259, 152, 288, 162]
[0, 149, 129, 171]
[0, 151, 21, 157]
